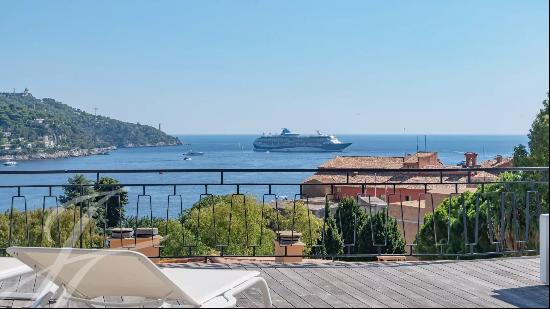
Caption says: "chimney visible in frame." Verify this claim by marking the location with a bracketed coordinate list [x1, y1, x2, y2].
[464, 152, 478, 167]
[495, 155, 503, 163]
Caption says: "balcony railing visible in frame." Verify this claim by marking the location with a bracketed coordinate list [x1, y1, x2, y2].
[0, 167, 548, 259]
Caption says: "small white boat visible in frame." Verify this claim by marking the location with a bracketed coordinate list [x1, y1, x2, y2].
[3, 161, 17, 166]
[183, 157, 192, 161]
[183, 151, 204, 156]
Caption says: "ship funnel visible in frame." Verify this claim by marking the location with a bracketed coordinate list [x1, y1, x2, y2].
[281, 128, 291, 135]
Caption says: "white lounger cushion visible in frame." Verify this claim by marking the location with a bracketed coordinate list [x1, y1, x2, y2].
[7, 247, 199, 304]
[7, 247, 271, 308]
[160, 268, 259, 304]
[0, 257, 33, 281]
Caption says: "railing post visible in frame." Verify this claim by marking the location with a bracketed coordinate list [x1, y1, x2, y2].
[541, 214, 549, 285]
[79, 185, 84, 249]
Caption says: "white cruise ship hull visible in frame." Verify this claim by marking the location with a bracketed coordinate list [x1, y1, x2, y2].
[253, 143, 351, 152]
[253, 129, 352, 152]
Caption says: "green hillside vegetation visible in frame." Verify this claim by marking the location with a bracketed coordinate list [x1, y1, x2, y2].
[0, 90, 180, 153]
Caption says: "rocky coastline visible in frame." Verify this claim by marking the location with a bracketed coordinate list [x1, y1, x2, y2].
[1, 141, 182, 162]
[0, 147, 115, 161]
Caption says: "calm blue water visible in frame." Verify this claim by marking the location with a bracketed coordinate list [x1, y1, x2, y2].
[0, 135, 527, 216]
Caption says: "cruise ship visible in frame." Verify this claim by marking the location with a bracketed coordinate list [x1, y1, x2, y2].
[253, 129, 351, 152]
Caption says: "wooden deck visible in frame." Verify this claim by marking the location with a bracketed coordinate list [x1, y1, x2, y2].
[0, 257, 547, 308]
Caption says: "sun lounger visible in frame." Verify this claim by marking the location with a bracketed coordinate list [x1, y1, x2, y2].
[0, 257, 33, 281]
[0, 257, 57, 306]
[7, 247, 272, 308]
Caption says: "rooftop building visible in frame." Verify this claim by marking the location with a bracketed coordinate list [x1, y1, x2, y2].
[303, 151, 513, 247]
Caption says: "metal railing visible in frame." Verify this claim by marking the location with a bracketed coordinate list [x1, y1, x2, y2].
[0, 167, 548, 260]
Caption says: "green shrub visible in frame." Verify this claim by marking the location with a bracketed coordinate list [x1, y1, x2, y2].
[0, 207, 103, 250]
[357, 210, 406, 255]
[317, 201, 344, 256]
[417, 174, 544, 256]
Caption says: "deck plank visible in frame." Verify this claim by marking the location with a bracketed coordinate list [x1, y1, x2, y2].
[415, 262, 515, 307]
[292, 267, 365, 308]
[404, 262, 511, 308]
[476, 260, 541, 283]
[349, 265, 442, 307]
[499, 258, 540, 276]
[257, 268, 314, 308]
[248, 271, 294, 308]
[275, 267, 338, 308]
[0, 257, 546, 308]
[457, 261, 547, 306]
[311, 266, 392, 308]
[378, 264, 481, 308]
[323, 265, 408, 308]
[450, 260, 532, 288]
[438, 260, 547, 308]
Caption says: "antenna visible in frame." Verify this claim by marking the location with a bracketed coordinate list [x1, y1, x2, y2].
[93, 107, 98, 117]
[416, 136, 419, 153]
[424, 135, 427, 152]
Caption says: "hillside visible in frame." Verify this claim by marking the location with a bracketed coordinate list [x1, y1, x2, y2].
[0, 89, 181, 156]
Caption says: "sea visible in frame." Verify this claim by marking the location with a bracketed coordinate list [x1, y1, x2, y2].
[0, 134, 528, 217]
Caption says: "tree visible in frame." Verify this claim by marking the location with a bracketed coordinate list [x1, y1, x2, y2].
[329, 197, 406, 256]
[335, 198, 367, 252]
[527, 93, 549, 166]
[176, 195, 324, 256]
[416, 175, 542, 256]
[59, 175, 129, 229]
[512, 144, 529, 167]
[511, 92, 549, 214]
[59, 174, 95, 205]
[357, 211, 406, 255]
[274, 200, 324, 255]
[94, 177, 129, 228]
[0, 207, 103, 249]
[418, 93, 549, 257]
[513, 92, 549, 167]
[182, 195, 277, 256]
[318, 201, 344, 256]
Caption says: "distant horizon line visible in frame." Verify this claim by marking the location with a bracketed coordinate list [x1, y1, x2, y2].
[168, 133, 528, 136]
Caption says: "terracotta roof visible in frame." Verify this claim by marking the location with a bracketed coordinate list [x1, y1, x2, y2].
[480, 157, 513, 169]
[304, 171, 499, 188]
[403, 152, 438, 163]
[426, 185, 476, 195]
[306, 152, 503, 190]
[319, 156, 405, 169]
[320, 152, 447, 170]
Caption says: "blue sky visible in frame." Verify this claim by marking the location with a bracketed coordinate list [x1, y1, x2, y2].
[0, 0, 548, 135]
